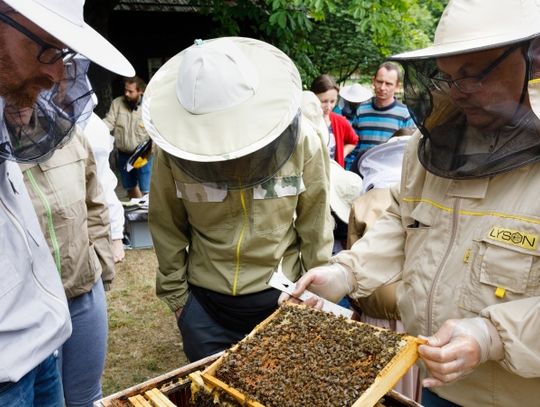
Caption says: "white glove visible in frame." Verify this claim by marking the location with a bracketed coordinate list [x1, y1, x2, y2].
[278, 263, 357, 305]
[419, 317, 504, 387]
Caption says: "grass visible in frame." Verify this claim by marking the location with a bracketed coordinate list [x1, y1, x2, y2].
[101, 248, 188, 397]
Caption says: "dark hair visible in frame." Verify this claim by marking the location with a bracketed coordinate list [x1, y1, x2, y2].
[376, 62, 403, 83]
[310, 74, 339, 95]
[124, 75, 147, 92]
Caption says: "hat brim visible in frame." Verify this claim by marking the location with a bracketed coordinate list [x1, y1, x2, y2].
[5, 0, 134, 77]
[391, 32, 540, 60]
[339, 87, 373, 104]
[143, 37, 302, 162]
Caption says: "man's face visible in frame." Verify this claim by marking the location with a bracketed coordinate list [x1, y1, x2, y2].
[0, 11, 65, 108]
[124, 82, 143, 104]
[436, 46, 527, 130]
[372, 67, 399, 106]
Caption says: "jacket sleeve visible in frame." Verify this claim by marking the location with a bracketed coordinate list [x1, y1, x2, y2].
[83, 135, 115, 288]
[294, 120, 334, 270]
[333, 142, 411, 299]
[149, 147, 190, 312]
[334, 187, 405, 300]
[342, 118, 358, 145]
[102, 99, 118, 132]
[481, 297, 540, 378]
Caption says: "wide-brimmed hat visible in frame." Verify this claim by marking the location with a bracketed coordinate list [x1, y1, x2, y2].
[142, 37, 302, 162]
[339, 83, 373, 103]
[329, 160, 363, 223]
[4, 0, 134, 76]
[392, 0, 540, 60]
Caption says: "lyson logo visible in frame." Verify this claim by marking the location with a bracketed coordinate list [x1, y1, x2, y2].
[487, 227, 538, 250]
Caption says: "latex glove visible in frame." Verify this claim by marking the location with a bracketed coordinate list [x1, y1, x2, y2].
[112, 239, 125, 263]
[277, 263, 357, 307]
[419, 317, 504, 387]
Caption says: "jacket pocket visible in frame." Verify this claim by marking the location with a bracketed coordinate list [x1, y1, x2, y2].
[174, 181, 233, 230]
[460, 233, 540, 313]
[253, 175, 303, 234]
[38, 139, 87, 208]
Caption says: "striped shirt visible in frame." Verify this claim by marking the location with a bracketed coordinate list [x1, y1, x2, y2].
[345, 98, 415, 170]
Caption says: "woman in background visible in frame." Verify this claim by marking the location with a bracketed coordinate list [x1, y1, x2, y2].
[310, 74, 358, 168]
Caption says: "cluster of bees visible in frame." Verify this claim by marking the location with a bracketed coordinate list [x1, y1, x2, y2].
[213, 304, 406, 407]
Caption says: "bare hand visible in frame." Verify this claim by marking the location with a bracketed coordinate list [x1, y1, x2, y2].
[112, 239, 125, 263]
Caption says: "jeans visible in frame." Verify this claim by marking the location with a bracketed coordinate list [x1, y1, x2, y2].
[59, 280, 108, 407]
[117, 151, 153, 193]
[0, 354, 63, 407]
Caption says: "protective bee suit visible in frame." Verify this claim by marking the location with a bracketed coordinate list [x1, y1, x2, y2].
[0, 0, 134, 389]
[285, 1, 540, 405]
[143, 37, 333, 361]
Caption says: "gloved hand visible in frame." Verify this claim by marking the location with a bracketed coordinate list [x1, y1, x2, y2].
[419, 317, 504, 387]
[277, 263, 357, 306]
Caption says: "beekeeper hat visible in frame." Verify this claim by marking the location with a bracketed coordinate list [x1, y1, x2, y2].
[4, 0, 134, 76]
[392, 0, 540, 60]
[339, 84, 373, 104]
[329, 160, 363, 224]
[142, 37, 302, 162]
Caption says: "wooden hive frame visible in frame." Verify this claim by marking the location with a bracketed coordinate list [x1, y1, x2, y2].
[201, 304, 426, 407]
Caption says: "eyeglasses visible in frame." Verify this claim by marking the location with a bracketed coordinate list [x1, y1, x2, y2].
[429, 44, 520, 94]
[0, 12, 76, 64]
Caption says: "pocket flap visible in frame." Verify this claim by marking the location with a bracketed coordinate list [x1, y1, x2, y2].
[38, 139, 87, 171]
[175, 181, 227, 202]
[480, 243, 532, 294]
[253, 175, 305, 199]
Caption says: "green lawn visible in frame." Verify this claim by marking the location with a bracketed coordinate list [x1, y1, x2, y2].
[102, 248, 188, 396]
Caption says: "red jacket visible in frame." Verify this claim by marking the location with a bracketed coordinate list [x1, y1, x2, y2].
[330, 112, 358, 167]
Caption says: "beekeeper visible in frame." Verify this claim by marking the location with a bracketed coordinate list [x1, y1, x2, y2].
[284, 0, 540, 405]
[142, 37, 333, 362]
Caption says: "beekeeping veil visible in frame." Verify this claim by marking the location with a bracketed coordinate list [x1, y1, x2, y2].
[390, 0, 540, 179]
[142, 37, 302, 189]
[0, 57, 93, 163]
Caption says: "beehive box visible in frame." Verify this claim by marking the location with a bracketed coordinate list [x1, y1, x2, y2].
[94, 305, 424, 407]
[199, 304, 425, 407]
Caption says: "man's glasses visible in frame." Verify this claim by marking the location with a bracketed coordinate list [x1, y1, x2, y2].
[429, 44, 520, 94]
[0, 12, 76, 64]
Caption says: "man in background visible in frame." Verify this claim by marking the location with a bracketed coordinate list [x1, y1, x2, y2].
[104, 76, 151, 199]
[345, 62, 415, 171]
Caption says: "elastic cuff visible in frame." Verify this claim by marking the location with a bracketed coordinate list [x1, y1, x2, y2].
[484, 318, 504, 361]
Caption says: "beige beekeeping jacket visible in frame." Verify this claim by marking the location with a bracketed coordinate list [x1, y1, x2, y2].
[103, 96, 149, 153]
[335, 132, 540, 406]
[150, 116, 334, 312]
[20, 129, 114, 298]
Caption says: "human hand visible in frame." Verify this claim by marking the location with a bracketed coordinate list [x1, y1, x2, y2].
[419, 318, 503, 387]
[277, 263, 356, 306]
[112, 239, 125, 263]
[174, 307, 183, 320]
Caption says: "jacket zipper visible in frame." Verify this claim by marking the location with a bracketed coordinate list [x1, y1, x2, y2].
[426, 197, 461, 336]
[232, 189, 248, 295]
[24, 168, 62, 274]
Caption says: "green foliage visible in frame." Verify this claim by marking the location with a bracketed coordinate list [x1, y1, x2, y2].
[189, 0, 448, 86]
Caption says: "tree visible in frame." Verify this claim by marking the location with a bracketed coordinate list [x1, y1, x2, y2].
[190, 0, 448, 86]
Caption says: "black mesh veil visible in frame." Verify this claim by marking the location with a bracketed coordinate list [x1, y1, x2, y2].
[169, 111, 300, 189]
[0, 58, 93, 164]
[392, 37, 540, 180]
